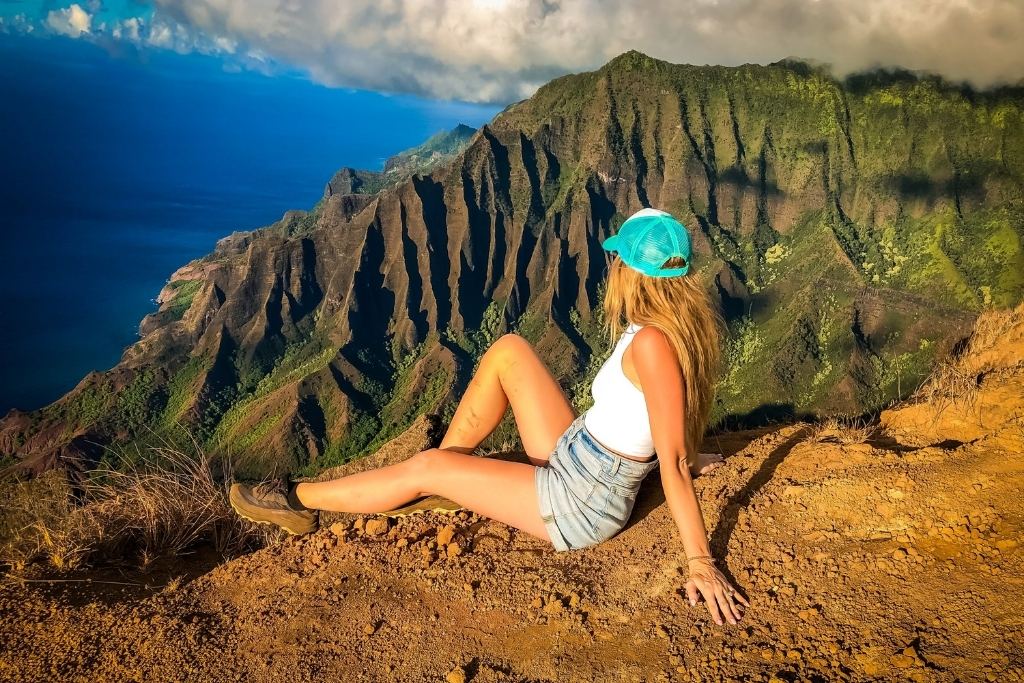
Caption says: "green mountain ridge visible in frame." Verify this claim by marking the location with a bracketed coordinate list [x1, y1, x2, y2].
[2, 51, 1021, 481]
[323, 123, 478, 199]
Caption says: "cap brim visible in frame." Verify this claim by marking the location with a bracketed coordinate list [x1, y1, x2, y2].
[601, 235, 621, 252]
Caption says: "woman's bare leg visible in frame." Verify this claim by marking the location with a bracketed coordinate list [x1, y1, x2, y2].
[438, 333, 576, 465]
[294, 448, 551, 542]
[290, 333, 577, 544]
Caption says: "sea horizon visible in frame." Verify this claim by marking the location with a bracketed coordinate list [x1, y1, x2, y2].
[0, 33, 502, 413]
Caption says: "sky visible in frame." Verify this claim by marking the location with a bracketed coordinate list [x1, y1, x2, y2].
[0, 0, 1020, 413]
[2, 0, 1023, 104]
[0, 21, 501, 413]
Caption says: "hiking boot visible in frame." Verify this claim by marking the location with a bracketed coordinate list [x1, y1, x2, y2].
[229, 478, 318, 535]
[381, 494, 464, 518]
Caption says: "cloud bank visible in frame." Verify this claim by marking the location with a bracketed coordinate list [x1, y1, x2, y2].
[12, 3, 243, 60]
[150, 0, 1024, 102]
[11, 1, 1024, 102]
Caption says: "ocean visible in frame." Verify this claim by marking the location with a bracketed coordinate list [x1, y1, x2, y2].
[0, 34, 502, 413]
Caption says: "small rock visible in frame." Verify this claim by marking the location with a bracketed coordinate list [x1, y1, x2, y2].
[364, 518, 389, 536]
[329, 522, 348, 537]
[543, 597, 565, 614]
[446, 542, 463, 558]
[890, 654, 916, 669]
[437, 525, 456, 546]
[446, 666, 467, 683]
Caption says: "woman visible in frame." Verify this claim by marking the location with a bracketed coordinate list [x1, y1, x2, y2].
[230, 207, 748, 626]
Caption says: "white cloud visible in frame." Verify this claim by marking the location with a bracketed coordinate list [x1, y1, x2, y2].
[104, 13, 236, 56]
[145, 0, 1024, 102]
[144, 17, 233, 54]
[212, 34, 237, 54]
[0, 13, 35, 34]
[111, 16, 143, 42]
[145, 19, 172, 47]
[45, 3, 93, 38]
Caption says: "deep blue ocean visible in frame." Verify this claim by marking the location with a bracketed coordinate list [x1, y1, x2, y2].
[0, 34, 502, 413]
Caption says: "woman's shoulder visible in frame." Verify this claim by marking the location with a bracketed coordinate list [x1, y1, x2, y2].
[631, 324, 673, 354]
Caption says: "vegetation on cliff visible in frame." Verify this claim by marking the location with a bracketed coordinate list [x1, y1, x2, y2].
[1, 51, 1021, 479]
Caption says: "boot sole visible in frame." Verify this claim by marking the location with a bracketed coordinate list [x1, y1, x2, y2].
[229, 483, 318, 535]
[380, 494, 464, 518]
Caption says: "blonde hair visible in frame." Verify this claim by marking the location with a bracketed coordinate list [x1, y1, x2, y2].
[601, 254, 725, 468]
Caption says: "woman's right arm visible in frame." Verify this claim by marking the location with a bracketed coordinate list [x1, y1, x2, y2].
[632, 326, 749, 626]
[659, 456, 747, 625]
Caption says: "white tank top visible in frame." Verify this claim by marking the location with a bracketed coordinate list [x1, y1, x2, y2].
[582, 322, 655, 458]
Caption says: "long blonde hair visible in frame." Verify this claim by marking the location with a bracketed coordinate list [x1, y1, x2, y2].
[601, 254, 725, 466]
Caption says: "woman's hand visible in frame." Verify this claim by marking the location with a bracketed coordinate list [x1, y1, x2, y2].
[684, 558, 749, 626]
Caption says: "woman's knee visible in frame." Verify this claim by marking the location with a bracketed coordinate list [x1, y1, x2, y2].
[408, 447, 439, 471]
[406, 447, 450, 477]
[484, 333, 532, 367]
[494, 332, 530, 352]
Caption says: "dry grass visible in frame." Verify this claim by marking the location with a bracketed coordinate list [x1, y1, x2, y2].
[911, 303, 1024, 413]
[806, 416, 878, 445]
[0, 469, 80, 572]
[478, 437, 521, 457]
[0, 433, 281, 573]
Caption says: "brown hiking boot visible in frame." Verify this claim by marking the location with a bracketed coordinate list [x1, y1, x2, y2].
[229, 478, 318, 535]
[381, 494, 464, 518]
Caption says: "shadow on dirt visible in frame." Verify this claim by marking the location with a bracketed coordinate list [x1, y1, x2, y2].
[3, 544, 225, 608]
[709, 426, 810, 586]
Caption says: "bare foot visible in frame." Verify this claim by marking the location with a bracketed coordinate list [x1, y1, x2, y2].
[690, 452, 724, 477]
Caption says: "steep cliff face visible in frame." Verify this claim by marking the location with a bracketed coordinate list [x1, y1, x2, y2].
[3, 51, 1022, 478]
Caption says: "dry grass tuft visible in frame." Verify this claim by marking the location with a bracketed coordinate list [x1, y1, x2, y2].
[911, 304, 1024, 413]
[478, 437, 521, 457]
[806, 416, 878, 445]
[0, 469, 80, 572]
[1, 432, 281, 573]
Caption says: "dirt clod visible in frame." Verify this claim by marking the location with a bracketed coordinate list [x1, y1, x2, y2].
[364, 518, 389, 536]
[445, 666, 467, 683]
[437, 525, 456, 546]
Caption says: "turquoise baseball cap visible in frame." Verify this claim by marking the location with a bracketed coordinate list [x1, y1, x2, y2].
[602, 208, 691, 277]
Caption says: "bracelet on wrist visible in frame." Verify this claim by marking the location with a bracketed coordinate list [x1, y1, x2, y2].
[686, 554, 715, 564]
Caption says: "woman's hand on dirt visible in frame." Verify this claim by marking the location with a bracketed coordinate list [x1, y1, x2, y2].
[684, 558, 749, 626]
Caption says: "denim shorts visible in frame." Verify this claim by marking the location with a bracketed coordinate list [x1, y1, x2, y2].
[535, 413, 660, 551]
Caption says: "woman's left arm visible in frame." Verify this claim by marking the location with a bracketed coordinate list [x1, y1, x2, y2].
[631, 327, 749, 626]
